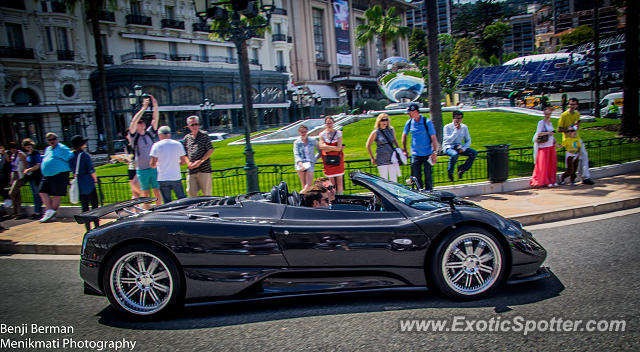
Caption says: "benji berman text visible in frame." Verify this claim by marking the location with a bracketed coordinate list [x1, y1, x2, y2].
[0, 323, 74, 336]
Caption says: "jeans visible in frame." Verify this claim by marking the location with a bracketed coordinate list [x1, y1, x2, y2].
[159, 180, 186, 203]
[29, 180, 42, 214]
[411, 155, 433, 191]
[445, 148, 477, 176]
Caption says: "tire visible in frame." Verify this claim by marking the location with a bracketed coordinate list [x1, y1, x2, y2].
[429, 226, 506, 300]
[103, 243, 183, 318]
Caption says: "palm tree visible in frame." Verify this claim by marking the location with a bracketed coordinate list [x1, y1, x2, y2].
[355, 5, 410, 62]
[620, 0, 639, 136]
[425, 0, 443, 144]
[63, 0, 115, 155]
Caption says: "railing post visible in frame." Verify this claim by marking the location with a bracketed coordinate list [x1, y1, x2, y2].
[97, 176, 104, 207]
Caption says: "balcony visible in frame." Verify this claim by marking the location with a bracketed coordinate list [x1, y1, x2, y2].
[249, 59, 260, 65]
[271, 7, 287, 15]
[272, 34, 287, 42]
[99, 10, 115, 22]
[121, 52, 168, 62]
[57, 50, 74, 61]
[161, 18, 185, 30]
[275, 65, 287, 72]
[121, 52, 237, 64]
[0, 46, 34, 59]
[102, 55, 114, 64]
[193, 22, 211, 33]
[126, 14, 152, 26]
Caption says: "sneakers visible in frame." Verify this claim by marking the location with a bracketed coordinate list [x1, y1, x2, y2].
[39, 209, 56, 223]
[448, 173, 454, 182]
[457, 169, 465, 179]
[582, 179, 595, 185]
[558, 178, 566, 185]
[3, 199, 12, 208]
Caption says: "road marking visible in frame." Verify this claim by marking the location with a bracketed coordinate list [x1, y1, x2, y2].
[525, 207, 640, 231]
[0, 254, 79, 260]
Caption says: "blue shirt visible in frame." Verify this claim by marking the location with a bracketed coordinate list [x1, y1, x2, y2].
[70, 151, 96, 195]
[26, 151, 42, 168]
[403, 116, 437, 156]
[41, 143, 73, 177]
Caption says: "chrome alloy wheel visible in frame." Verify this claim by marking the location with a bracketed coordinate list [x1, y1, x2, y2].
[441, 233, 502, 296]
[109, 251, 173, 315]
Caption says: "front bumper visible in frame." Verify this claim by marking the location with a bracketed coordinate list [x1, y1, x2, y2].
[80, 258, 103, 295]
[506, 266, 551, 285]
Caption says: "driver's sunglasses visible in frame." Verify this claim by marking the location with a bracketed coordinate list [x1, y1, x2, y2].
[326, 185, 335, 191]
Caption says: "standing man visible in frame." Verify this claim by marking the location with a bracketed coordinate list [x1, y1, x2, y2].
[401, 103, 439, 191]
[183, 115, 214, 197]
[38, 132, 73, 222]
[150, 126, 188, 204]
[128, 94, 161, 207]
[558, 98, 594, 185]
[443, 110, 477, 181]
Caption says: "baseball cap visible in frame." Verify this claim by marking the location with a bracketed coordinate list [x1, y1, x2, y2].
[406, 103, 420, 112]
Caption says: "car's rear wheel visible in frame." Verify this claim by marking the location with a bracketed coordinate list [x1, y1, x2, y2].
[429, 226, 505, 300]
[103, 244, 182, 318]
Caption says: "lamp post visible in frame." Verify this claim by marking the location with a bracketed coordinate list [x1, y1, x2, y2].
[197, 0, 275, 193]
[200, 97, 215, 130]
[75, 111, 93, 145]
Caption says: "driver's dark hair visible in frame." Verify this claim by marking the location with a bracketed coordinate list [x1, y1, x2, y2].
[302, 186, 327, 207]
[569, 97, 579, 104]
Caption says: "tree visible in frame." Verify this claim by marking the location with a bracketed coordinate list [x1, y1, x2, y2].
[409, 28, 429, 80]
[452, 0, 504, 38]
[355, 5, 410, 61]
[425, 0, 443, 144]
[559, 25, 594, 46]
[620, 0, 639, 136]
[63, 0, 115, 154]
[481, 21, 510, 64]
[451, 38, 476, 76]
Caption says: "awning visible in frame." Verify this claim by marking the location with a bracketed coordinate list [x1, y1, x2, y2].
[306, 84, 339, 99]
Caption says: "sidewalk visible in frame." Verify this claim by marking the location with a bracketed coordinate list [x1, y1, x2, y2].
[1, 172, 639, 255]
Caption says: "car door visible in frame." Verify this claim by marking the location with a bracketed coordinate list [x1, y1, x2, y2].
[273, 206, 429, 267]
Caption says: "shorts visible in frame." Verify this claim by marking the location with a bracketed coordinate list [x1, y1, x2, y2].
[128, 169, 137, 180]
[136, 168, 159, 191]
[39, 172, 70, 197]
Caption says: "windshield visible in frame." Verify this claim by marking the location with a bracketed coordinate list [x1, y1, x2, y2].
[359, 173, 447, 211]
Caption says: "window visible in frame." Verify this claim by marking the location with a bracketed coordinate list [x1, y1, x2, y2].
[356, 19, 367, 67]
[135, 39, 144, 55]
[200, 44, 207, 60]
[317, 70, 330, 80]
[277, 51, 284, 66]
[56, 27, 70, 51]
[45, 27, 53, 51]
[227, 47, 234, 63]
[312, 8, 325, 61]
[169, 42, 178, 58]
[375, 37, 383, 64]
[100, 35, 109, 54]
[130, 1, 141, 16]
[252, 48, 259, 63]
[275, 22, 282, 35]
[165, 6, 175, 20]
[6, 23, 25, 48]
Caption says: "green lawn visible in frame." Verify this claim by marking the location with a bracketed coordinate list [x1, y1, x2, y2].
[96, 110, 623, 176]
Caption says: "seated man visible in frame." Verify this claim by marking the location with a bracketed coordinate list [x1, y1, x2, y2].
[301, 186, 330, 208]
[443, 110, 477, 181]
[314, 176, 336, 204]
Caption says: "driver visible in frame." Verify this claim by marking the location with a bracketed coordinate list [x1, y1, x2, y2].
[314, 177, 336, 204]
[302, 186, 330, 208]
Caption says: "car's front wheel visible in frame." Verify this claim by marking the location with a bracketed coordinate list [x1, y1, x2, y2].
[429, 226, 506, 300]
[103, 244, 182, 318]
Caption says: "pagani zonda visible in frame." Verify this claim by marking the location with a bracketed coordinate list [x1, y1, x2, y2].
[77, 171, 549, 318]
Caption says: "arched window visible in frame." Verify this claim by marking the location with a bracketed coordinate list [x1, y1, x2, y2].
[260, 87, 283, 103]
[145, 86, 169, 104]
[172, 86, 202, 105]
[109, 86, 130, 111]
[236, 87, 258, 103]
[11, 88, 39, 106]
[206, 86, 232, 104]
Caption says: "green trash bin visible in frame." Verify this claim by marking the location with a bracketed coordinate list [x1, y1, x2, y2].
[484, 144, 511, 183]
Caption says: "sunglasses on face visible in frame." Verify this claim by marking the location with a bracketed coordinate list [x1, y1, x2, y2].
[380, 119, 389, 122]
[47, 138, 57, 142]
[189, 123, 199, 127]
[325, 185, 335, 191]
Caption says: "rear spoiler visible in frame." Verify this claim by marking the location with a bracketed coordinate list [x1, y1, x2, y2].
[74, 197, 155, 225]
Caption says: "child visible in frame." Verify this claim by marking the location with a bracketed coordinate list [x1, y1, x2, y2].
[559, 125, 581, 185]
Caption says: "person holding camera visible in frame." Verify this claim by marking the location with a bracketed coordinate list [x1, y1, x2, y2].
[530, 105, 557, 187]
[443, 110, 477, 182]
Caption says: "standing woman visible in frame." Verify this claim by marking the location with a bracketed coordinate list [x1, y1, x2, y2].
[8, 142, 27, 218]
[318, 116, 345, 194]
[293, 125, 319, 193]
[70, 135, 99, 230]
[22, 139, 43, 219]
[366, 113, 401, 182]
[530, 105, 557, 187]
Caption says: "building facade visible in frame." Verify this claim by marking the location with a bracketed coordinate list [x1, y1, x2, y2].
[504, 14, 535, 56]
[287, 0, 414, 110]
[405, 0, 453, 36]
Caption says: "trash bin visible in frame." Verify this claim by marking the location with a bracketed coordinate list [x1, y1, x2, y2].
[484, 144, 511, 183]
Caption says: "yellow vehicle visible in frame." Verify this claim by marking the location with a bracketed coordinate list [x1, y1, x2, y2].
[522, 91, 539, 108]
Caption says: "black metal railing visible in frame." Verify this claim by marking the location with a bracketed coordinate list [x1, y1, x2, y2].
[0, 46, 34, 59]
[102, 54, 114, 64]
[271, 7, 287, 15]
[57, 50, 74, 61]
[99, 10, 115, 22]
[249, 59, 260, 65]
[126, 14, 152, 26]
[161, 18, 185, 30]
[193, 22, 210, 32]
[275, 65, 287, 72]
[272, 34, 287, 42]
[121, 52, 168, 62]
[18, 138, 640, 206]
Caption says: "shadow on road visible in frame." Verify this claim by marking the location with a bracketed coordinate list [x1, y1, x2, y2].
[96, 271, 564, 329]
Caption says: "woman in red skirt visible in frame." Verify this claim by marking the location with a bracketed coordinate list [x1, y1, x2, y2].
[530, 106, 558, 187]
[318, 116, 345, 194]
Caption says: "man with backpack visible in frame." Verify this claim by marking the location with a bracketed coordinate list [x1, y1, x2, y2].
[128, 94, 161, 207]
[401, 102, 439, 191]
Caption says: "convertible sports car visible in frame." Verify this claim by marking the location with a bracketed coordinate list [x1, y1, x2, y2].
[76, 171, 549, 318]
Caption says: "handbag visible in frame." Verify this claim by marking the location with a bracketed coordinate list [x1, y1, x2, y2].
[379, 128, 407, 165]
[536, 123, 550, 143]
[323, 131, 341, 166]
[69, 152, 82, 204]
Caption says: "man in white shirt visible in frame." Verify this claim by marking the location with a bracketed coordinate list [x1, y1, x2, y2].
[150, 126, 188, 203]
[443, 110, 477, 181]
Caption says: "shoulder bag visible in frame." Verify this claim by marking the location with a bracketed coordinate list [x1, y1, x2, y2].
[536, 123, 550, 144]
[379, 128, 407, 165]
[69, 152, 82, 204]
[323, 131, 341, 165]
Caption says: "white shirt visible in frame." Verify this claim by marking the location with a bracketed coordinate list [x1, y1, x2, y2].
[534, 119, 555, 148]
[149, 139, 186, 181]
[443, 122, 472, 151]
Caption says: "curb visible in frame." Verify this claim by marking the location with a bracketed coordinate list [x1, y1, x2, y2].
[0, 243, 81, 255]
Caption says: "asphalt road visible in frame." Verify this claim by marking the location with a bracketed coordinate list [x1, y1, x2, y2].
[0, 210, 638, 351]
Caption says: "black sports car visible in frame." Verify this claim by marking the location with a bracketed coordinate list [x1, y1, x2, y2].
[77, 171, 549, 318]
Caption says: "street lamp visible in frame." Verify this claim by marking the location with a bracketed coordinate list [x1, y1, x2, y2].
[128, 84, 149, 125]
[197, 0, 275, 193]
[200, 97, 215, 130]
